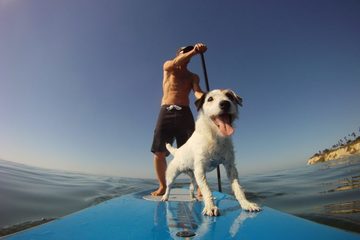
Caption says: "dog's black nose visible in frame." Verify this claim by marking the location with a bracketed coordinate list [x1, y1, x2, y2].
[219, 100, 231, 111]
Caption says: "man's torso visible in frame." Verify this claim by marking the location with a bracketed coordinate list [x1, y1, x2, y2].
[161, 69, 195, 106]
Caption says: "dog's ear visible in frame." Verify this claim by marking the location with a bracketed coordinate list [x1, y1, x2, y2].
[195, 92, 207, 111]
[236, 94, 243, 107]
[226, 90, 243, 107]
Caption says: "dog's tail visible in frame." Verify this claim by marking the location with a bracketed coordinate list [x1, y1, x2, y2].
[166, 143, 177, 156]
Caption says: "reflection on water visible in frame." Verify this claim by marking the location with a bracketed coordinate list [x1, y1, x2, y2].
[323, 200, 360, 215]
[329, 175, 360, 193]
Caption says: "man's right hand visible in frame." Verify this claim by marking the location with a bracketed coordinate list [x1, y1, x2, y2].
[194, 43, 207, 54]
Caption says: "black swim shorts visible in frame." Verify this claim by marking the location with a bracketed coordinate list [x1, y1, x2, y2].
[151, 105, 195, 156]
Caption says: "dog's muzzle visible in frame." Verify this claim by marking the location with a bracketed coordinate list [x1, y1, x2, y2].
[219, 100, 231, 112]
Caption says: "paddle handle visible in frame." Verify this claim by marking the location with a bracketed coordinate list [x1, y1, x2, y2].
[200, 52, 222, 193]
[200, 53, 210, 92]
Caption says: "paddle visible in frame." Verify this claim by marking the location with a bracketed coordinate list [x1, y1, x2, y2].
[200, 52, 222, 193]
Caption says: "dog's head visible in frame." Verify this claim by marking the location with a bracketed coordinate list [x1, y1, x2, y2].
[195, 89, 243, 137]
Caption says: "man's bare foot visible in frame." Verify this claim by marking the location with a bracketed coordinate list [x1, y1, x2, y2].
[151, 187, 166, 196]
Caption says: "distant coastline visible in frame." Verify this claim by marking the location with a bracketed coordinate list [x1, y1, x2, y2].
[308, 137, 360, 165]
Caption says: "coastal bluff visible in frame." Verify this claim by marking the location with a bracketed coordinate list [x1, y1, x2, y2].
[308, 138, 360, 165]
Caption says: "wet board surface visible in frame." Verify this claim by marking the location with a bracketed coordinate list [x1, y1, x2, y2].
[4, 189, 360, 240]
[143, 188, 201, 202]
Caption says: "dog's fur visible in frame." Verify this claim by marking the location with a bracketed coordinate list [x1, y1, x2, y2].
[161, 89, 260, 216]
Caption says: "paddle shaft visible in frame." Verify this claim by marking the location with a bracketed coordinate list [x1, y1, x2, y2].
[200, 52, 222, 193]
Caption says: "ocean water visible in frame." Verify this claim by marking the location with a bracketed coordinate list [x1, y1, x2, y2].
[0, 156, 359, 236]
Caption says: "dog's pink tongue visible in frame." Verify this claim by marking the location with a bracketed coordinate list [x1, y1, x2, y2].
[214, 115, 234, 136]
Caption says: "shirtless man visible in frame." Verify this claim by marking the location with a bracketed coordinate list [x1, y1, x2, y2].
[151, 43, 207, 196]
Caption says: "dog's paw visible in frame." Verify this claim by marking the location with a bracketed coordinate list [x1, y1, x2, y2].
[241, 201, 261, 212]
[202, 206, 220, 216]
[161, 196, 169, 202]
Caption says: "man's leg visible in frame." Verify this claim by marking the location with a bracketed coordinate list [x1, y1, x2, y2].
[151, 152, 167, 196]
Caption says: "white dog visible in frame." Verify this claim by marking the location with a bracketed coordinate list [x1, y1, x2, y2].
[161, 89, 260, 216]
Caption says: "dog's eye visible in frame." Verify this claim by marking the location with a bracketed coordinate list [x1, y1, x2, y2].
[226, 92, 235, 101]
[207, 97, 214, 102]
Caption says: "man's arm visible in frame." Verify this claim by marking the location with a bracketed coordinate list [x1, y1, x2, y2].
[163, 50, 197, 71]
[193, 75, 204, 99]
[164, 43, 207, 71]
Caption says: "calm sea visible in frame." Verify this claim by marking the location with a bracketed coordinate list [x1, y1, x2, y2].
[0, 156, 359, 236]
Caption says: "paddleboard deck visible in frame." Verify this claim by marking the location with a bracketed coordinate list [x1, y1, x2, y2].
[143, 188, 199, 202]
[3, 188, 359, 239]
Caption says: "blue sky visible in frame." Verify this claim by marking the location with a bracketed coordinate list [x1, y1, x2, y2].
[1, 0, 359, 178]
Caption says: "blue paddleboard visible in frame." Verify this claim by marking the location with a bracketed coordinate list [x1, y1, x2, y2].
[3, 188, 359, 239]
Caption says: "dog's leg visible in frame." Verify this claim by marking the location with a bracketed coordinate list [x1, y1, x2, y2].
[161, 160, 180, 202]
[186, 171, 197, 201]
[224, 162, 261, 212]
[194, 165, 220, 216]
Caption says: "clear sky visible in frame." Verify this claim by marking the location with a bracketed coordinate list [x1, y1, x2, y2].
[1, 0, 359, 178]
